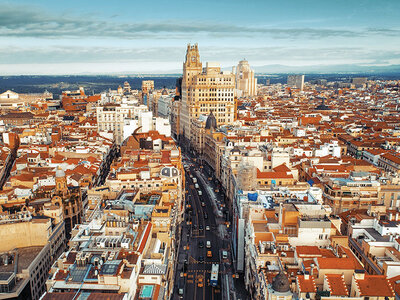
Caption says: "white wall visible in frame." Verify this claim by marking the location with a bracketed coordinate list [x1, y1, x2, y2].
[140, 111, 153, 133]
[289, 227, 331, 247]
[154, 118, 171, 137]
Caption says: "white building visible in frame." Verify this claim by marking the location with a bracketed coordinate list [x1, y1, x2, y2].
[157, 94, 173, 118]
[96, 103, 148, 144]
[123, 111, 171, 141]
[233, 60, 257, 97]
[314, 141, 341, 158]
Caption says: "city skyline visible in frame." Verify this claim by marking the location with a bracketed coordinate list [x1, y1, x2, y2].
[1, 0, 400, 74]
[1, 12, 400, 298]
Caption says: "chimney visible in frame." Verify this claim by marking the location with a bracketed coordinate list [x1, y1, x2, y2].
[354, 269, 365, 280]
[304, 271, 310, 280]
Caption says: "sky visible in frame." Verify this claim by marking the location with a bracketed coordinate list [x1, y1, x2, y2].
[0, 0, 400, 74]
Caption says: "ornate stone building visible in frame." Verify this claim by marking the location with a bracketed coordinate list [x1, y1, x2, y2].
[51, 168, 83, 239]
[234, 59, 257, 97]
[179, 44, 236, 143]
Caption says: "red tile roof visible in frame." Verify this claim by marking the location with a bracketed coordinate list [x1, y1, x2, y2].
[355, 275, 395, 297]
[137, 222, 152, 254]
[297, 275, 317, 293]
[317, 257, 355, 270]
[325, 274, 348, 296]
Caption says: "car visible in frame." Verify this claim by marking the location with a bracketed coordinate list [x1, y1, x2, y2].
[222, 250, 228, 259]
[206, 225, 210, 231]
[197, 274, 204, 287]
[201, 202, 205, 207]
[204, 213, 208, 219]
[198, 255, 204, 263]
[198, 241, 204, 248]
[178, 288, 184, 296]
[207, 251, 212, 258]
[193, 224, 197, 230]
[199, 225, 203, 231]
[206, 240, 211, 248]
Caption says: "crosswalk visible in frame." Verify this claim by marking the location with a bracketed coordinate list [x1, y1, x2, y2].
[187, 269, 228, 274]
[189, 256, 219, 264]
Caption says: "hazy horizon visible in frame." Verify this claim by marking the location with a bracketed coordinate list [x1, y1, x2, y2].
[1, 0, 400, 75]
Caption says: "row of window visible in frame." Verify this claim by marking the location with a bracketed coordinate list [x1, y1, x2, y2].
[121, 183, 161, 189]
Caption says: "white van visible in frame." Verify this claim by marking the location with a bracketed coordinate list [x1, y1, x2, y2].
[206, 241, 211, 248]
[194, 183, 199, 189]
[198, 191, 202, 196]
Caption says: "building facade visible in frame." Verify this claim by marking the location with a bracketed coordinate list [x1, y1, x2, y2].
[287, 75, 305, 91]
[234, 59, 257, 97]
[179, 44, 236, 142]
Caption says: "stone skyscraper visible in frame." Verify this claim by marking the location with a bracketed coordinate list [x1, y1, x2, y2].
[233, 59, 257, 97]
[179, 44, 236, 141]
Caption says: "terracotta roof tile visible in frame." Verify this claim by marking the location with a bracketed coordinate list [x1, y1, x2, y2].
[325, 274, 348, 296]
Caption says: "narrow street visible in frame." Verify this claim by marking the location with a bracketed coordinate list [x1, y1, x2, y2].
[0, 146, 18, 190]
[172, 151, 249, 300]
[94, 142, 119, 187]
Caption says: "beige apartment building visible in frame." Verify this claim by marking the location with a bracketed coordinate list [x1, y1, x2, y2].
[142, 80, 154, 94]
[179, 43, 236, 141]
[323, 175, 380, 214]
[234, 59, 257, 97]
[96, 103, 148, 144]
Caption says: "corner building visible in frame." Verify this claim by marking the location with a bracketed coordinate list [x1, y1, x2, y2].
[180, 44, 236, 142]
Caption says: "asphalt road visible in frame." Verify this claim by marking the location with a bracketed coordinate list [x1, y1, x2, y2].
[173, 161, 230, 300]
[172, 151, 250, 300]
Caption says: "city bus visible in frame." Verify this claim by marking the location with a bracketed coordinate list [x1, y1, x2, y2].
[210, 264, 219, 287]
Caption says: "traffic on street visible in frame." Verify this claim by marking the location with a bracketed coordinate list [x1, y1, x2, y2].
[173, 152, 249, 300]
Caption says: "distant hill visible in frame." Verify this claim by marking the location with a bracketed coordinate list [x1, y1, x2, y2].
[253, 64, 400, 74]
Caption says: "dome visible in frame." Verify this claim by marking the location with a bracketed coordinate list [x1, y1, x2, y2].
[271, 272, 290, 293]
[205, 111, 217, 130]
[55, 167, 65, 178]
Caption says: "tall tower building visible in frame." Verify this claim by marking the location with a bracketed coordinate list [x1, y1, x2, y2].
[287, 75, 305, 91]
[234, 59, 257, 97]
[141, 80, 154, 106]
[180, 43, 236, 141]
